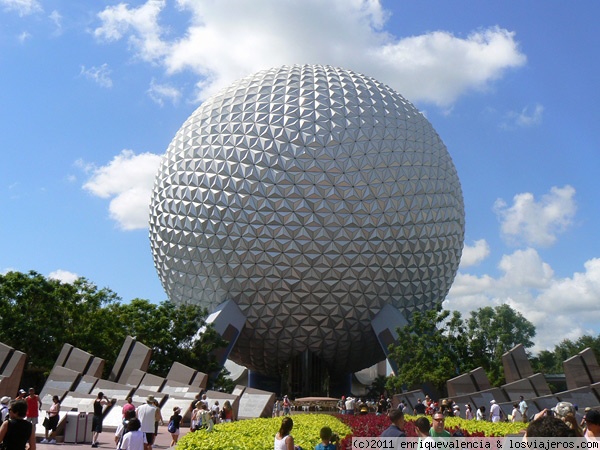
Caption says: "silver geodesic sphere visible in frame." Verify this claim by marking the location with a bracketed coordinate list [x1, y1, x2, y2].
[149, 64, 464, 376]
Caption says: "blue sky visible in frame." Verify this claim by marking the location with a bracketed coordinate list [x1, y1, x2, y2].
[1, 0, 599, 352]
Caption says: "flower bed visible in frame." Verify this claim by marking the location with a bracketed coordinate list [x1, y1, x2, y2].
[176, 413, 525, 450]
[176, 414, 351, 450]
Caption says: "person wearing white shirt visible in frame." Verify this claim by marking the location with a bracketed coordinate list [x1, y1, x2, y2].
[136, 396, 157, 450]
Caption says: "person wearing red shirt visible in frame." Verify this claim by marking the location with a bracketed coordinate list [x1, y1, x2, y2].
[25, 388, 42, 425]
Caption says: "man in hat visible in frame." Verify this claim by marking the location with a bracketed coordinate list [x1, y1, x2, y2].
[0, 396, 10, 421]
[489, 400, 502, 423]
[137, 395, 158, 450]
[584, 409, 600, 440]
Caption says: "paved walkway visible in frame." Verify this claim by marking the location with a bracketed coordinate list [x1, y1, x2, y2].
[37, 425, 189, 450]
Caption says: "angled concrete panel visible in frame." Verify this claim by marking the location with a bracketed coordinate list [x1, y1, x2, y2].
[109, 337, 151, 384]
[502, 344, 534, 383]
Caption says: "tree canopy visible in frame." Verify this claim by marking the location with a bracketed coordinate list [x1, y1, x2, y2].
[386, 303, 536, 394]
[0, 270, 228, 389]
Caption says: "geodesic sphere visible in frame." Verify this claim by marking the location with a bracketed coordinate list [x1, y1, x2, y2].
[149, 64, 464, 375]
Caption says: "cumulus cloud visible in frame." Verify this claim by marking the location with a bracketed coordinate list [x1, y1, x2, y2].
[460, 239, 490, 268]
[82, 150, 162, 230]
[93, 0, 526, 106]
[502, 103, 544, 129]
[447, 250, 600, 351]
[0, 0, 41, 16]
[494, 185, 577, 247]
[48, 269, 79, 284]
[80, 64, 113, 88]
[147, 79, 181, 106]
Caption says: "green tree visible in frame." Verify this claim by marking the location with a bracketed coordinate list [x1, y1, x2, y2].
[532, 335, 600, 375]
[0, 271, 120, 373]
[0, 271, 229, 389]
[386, 304, 468, 395]
[467, 304, 535, 385]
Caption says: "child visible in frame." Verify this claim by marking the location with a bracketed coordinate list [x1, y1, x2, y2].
[315, 426, 338, 450]
[119, 418, 147, 450]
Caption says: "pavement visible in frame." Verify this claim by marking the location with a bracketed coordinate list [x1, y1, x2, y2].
[36, 424, 190, 450]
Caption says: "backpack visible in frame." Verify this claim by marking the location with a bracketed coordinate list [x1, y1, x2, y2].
[167, 420, 176, 434]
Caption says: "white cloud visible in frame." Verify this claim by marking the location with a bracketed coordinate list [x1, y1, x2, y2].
[80, 64, 113, 88]
[460, 239, 490, 268]
[48, 269, 79, 284]
[18, 31, 31, 43]
[94, 0, 168, 63]
[515, 103, 544, 127]
[494, 185, 577, 247]
[447, 248, 600, 352]
[147, 79, 181, 106]
[82, 150, 162, 230]
[94, 0, 526, 106]
[503, 103, 544, 129]
[0, 0, 41, 16]
[49, 10, 62, 35]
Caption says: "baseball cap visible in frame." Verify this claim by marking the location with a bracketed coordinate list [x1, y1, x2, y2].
[0, 396, 10, 404]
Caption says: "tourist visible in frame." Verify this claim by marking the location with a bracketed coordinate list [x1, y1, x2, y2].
[0, 397, 10, 422]
[152, 400, 163, 436]
[525, 414, 575, 437]
[380, 409, 406, 437]
[15, 390, 26, 402]
[584, 409, 600, 441]
[315, 425, 338, 450]
[0, 399, 36, 450]
[200, 403, 213, 431]
[136, 395, 157, 450]
[413, 398, 426, 415]
[376, 395, 386, 416]
[415, 416, 435, 445]
[552, 402, 583, 437]
[190, 401, 201, 431]
[211, 401, 220, 423]
[91, 392, 111, 448]
[519, 396, 529, 422]
[41, 395, 61, 444]
[25, 388, 42, 426]
[119, 418, 146, 450]
[511, 403, 522, 423]
[274, 416, 295, 450]
[429, 412, 451, 437]
[116, 409, 137, 448]
[489, 400, 502, 423]
[282, 395, 292, 416]
[465, 404, 474, 420]
[220, 400, 234, 422]
[122, 397, 135, 419]
[168, 406, 182, 446]
[344, 396, 355, 416]
[337, 396, 346, 415]
[476, 405, 485, 421]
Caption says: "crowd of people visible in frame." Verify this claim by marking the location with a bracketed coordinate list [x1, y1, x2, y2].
[376, 394, 600, 441]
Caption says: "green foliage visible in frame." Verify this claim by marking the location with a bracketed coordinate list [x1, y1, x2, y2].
[531, 335, 600, 374]
[178, 414, 351, 450]
[467, 304, 536, 385]
[0, 271, 228, 386]
[387, 303, 537, 392]
[386, 304, 468, 394]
